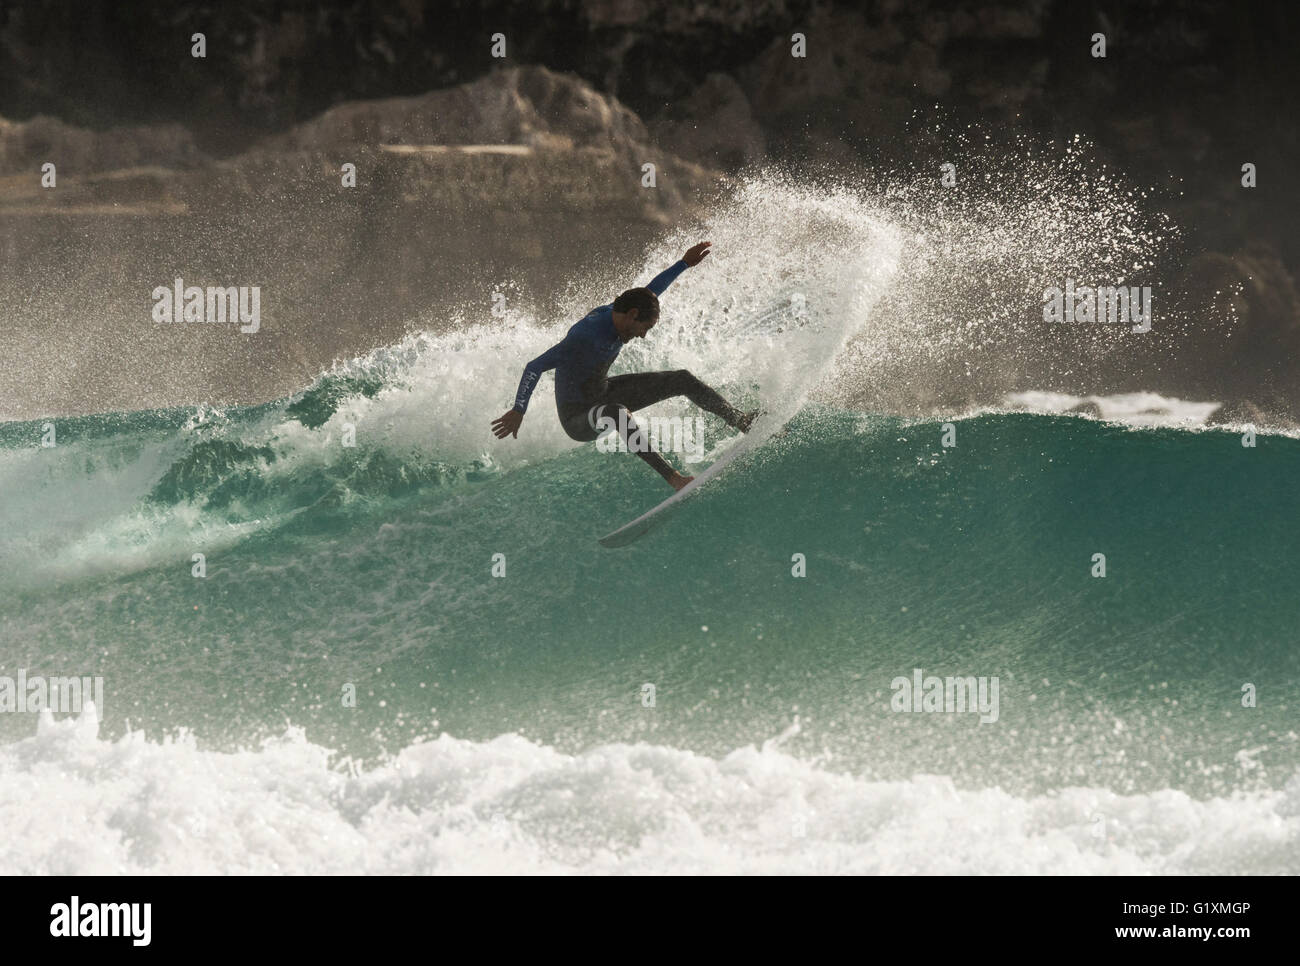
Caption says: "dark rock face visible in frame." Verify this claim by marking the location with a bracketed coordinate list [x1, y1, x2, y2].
[260, 67, 655, 156]
[0, 116, 204, 176]
[648, 72, 767, 170]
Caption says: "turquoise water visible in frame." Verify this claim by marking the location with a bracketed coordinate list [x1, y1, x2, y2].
[3, 397, 1297, 791]
[2, 388, 1298, 872]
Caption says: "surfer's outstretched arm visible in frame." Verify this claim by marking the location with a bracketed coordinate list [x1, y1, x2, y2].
[492, 340, 566, 439]
[645, 241, 711, 297]
[635, 241, 711, 300]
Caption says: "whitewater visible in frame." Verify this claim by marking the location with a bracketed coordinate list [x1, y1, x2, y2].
[2, 169, 1298, 874]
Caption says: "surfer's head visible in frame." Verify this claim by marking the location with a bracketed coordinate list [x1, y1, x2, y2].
[612, 288, 660, 340]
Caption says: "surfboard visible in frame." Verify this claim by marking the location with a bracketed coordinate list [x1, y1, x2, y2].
[597, 412, 781, 548]
[597, 290, 832, 548]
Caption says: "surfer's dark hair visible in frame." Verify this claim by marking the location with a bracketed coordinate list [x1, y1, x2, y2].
[613, 287, 659, 320]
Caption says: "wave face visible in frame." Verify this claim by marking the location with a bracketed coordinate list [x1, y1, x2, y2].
[3, 175, 1297, 874]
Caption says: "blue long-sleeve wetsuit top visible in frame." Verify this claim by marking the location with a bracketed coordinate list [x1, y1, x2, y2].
[512, 260, 689, 415]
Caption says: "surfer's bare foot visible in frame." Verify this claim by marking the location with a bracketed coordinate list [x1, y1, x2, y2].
[738, 409, 763, 432]
[668, 471, 694, 491]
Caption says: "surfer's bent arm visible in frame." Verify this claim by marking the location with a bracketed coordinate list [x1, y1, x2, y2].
[512, 340, 566, 415]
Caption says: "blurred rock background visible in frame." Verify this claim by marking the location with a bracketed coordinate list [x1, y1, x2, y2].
[0, 0, 1295, 419]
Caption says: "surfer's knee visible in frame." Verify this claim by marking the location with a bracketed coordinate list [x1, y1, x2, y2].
[561, 422, 592, 442]
[560, 408, 599, 442]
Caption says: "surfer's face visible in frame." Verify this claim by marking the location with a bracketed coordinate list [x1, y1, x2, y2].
[628, 311, 657, 339]
[614, 307, 658, 341]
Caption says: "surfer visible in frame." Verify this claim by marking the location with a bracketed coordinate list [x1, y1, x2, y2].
[491, 241, 758, 490]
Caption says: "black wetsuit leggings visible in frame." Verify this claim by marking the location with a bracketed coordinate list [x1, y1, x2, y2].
[559, 369, 747, 481]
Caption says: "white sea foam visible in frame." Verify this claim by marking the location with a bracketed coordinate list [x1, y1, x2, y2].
[3, 707, 1295, 875]
[1002, 390, 1222, 427]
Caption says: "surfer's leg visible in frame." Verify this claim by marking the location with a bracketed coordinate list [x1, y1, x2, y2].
[559, 401, 679, 483]
[605, 370, 755, 431]
[615, 407, 678, 483]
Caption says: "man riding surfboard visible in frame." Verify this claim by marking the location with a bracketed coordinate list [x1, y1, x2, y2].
[491, 242, 757, 490]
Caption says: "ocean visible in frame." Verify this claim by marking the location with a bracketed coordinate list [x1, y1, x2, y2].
[2, 175, 1297, 874]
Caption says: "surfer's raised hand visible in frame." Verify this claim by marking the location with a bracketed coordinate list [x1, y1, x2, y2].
[492, 409, 523, 439]
[682, 241, 711, 267]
